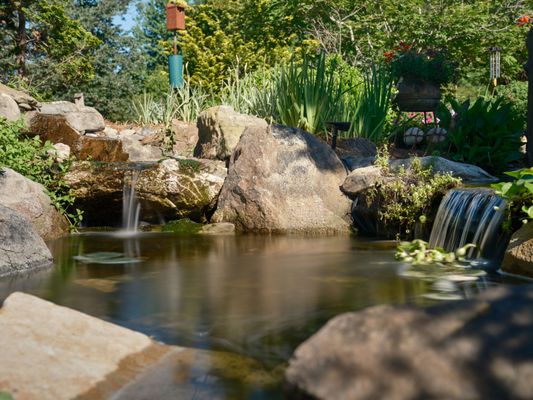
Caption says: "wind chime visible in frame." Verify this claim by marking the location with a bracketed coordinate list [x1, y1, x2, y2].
[490, 46, 501, 88]
[166, 2, 186, 88]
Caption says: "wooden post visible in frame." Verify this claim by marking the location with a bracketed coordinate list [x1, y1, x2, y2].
[527, 28, 533, 166]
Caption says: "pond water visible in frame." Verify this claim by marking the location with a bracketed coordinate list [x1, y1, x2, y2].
[0, 233, 520, 399]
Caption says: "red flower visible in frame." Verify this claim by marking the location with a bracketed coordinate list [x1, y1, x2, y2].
[383, 50, 395, 63]
[399, 41, 412, 51]
[518, 15, 531, 27]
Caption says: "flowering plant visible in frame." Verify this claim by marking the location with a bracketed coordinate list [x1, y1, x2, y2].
[386, 44, 456, 85]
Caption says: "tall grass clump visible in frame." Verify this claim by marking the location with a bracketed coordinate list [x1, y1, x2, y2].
[272, 53, 348, 134]
[348, 65, 393, 143]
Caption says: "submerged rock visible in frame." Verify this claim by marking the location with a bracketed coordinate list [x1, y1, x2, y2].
[194, 105, 268, 161]
[286, 285, 533, 400]
[502, 222, 533, 278]
[0, 168, 69, 241]
[65, 159, 227, 226]
[0, 205, 53, 277]
[212, 125, 352, 234]
[162, 219, 236, 235]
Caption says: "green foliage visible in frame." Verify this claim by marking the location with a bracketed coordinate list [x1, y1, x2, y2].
[396, 239, 476, 265]
[436, 97, 523, 174]
[368, 150, 461, 238]
[495, 81, 528, 129]
[0, 392, 14, 400]
[390, 48, 456, 85]
[348, 65, 393, 143]
[272, 53, 347, 134]
[162, 218, 203, 234]
[492, 168, 533, 231]
[0, 118, 82, 227]
[0, 0, 100, 97]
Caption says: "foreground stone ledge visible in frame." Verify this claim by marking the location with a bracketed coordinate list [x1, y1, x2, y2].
[285, 285, 533, 400]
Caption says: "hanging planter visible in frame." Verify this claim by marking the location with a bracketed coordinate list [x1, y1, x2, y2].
[396, 79, 441, 112]
[166, 2, 186, 31]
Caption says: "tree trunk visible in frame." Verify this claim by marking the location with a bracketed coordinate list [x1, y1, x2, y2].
[16, 2, 27, 78]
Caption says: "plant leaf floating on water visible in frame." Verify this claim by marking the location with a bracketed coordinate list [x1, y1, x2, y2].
[74, 252, 142, 265]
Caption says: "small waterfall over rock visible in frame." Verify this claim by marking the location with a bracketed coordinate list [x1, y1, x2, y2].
[429, 188, 508, 261]
[122, 169, 141, 232]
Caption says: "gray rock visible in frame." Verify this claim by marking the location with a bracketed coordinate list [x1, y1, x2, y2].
[212, 125, 352, 234]
[0, 83, 40, 109]
[47, 143, 71, 163]
[65, 159, 227, 226]
[341, 166, 382, 197]
[342, 156, 497, 184]
[389, 156, 497, 183]
[121, 135, 162, 161]
[0, 93, 21, 121]
[286, 285, 533, 400]
[0, 205, 53, 277]
[39, 101, 105, 133]
[502, 222, 533, 278]
[0, 168, 69, 241]
[194, 106, 268, 161]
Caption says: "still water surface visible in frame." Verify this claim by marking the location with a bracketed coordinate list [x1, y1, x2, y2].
[0, 233, 509, 398]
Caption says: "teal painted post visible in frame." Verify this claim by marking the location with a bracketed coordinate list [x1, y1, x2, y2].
[169, 54, 183, 89]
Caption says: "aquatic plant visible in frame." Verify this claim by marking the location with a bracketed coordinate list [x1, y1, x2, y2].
[396, 239, 475, 265]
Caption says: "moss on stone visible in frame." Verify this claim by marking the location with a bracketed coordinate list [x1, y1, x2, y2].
[162, 218, 203, 234]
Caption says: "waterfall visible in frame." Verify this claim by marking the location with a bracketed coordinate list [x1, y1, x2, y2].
[429, 188, 508, 261]
[122, 169, 141, 232]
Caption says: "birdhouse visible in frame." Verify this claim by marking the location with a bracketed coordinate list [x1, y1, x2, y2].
[166, 3, 185, 31]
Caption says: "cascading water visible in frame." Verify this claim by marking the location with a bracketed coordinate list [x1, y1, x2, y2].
[429, 188, 508, 262]
[122, 169, 141, 232]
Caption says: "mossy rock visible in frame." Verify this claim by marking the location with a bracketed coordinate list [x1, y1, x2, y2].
[162, 218, 203, 235]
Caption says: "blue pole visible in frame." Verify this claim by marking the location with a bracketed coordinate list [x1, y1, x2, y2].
[169, 54, 183, 89]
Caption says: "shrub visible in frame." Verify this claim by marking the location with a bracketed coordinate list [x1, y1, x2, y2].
[436, 96, 523, 174]
[362, 148, 461, 239]
[0, 118, 82, 226]
[492, 168, 533, 232]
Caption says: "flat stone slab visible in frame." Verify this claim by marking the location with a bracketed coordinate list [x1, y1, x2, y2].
[0, 293, 177, 399]
[0, 292, 280, 399]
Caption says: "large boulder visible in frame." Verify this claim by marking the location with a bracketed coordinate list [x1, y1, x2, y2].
[194, 105, 268, 161]
[341, 166, 383, 197]
[502, 222, 533, 278]
[335, 137, 377, 158]
[38, 101, 105, 133]
[0, 205, 53, 277]
[0, 168, 69, 241]
[64, 159, 227, 226]
[27, 111, 128, 162]
[212, 125, 352, 234]
[0, 93, 21, 121]
[286, 285, 533, 400]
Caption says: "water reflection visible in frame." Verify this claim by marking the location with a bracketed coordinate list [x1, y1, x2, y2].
[0, 233, 452, 397]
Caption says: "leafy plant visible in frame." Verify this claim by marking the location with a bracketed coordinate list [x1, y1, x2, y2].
[363, 149, 461, 239]
[273, 52, 348, 134]
[492, 168, 533, 231]
[348, 65, 393, 143]
[396, 239, 476, 265]
[0, 117, 82, 227]
[436, 96, 523, 174]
